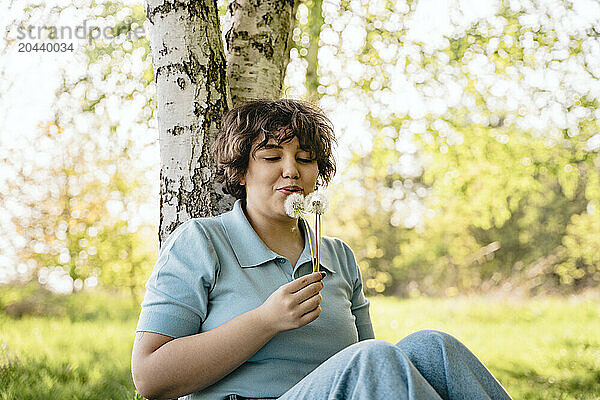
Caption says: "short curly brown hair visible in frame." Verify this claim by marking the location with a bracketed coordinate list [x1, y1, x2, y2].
[213, 98, 337, 199]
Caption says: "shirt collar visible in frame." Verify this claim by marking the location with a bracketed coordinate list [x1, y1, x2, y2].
[220, 199, 335, 274]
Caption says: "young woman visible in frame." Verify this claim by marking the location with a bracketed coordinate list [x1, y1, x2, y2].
[131, 99, 512, 400]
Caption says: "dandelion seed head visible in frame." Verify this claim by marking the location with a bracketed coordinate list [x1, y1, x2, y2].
[305, 191, 329, 214]
[284, 192, 305, 218]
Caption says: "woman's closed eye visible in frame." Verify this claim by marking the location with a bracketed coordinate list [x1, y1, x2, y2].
[264, 157, 314, 163]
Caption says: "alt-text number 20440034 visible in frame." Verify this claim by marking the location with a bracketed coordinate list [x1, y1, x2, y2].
[18, 42, 75, 53]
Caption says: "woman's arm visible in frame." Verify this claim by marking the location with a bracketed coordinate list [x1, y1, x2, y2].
[131, 271, 325, 400]
[132, 307, 274, 399]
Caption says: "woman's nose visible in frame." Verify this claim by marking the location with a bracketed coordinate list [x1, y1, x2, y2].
[282, 157, 300, 179]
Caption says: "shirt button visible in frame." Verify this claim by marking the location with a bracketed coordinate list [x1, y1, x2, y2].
[277, 258, 285, 264]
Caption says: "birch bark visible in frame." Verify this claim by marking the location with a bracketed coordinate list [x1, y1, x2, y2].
[224, 0, 299, 103]
[147, 0, 233, 243]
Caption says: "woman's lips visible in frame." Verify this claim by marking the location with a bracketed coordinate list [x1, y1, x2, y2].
[278, 187, 303, 195]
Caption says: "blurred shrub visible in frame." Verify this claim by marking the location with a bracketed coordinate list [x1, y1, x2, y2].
[0, 283, 139, 322]
[325, 1, 600, 297]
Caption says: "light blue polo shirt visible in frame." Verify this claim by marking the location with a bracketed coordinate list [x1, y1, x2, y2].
[136, 199, 375, 400]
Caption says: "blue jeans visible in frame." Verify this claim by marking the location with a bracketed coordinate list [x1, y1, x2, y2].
[229, 330, 512, 400]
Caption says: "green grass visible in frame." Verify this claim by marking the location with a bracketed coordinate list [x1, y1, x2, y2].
[0, 286, 143, 400]
[0, 286, 598, 399]
[370, 295, 600, 400]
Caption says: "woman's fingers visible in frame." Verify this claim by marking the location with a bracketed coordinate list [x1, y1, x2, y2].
[287, 271, 324, 294]
[259, 271, 326, 333]
[299, 303, 321, 324]
[299, 292, 322, 313]
[295, 281, 323, 304]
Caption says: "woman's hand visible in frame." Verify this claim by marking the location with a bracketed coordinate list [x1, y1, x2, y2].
[256, 271, 326, 334]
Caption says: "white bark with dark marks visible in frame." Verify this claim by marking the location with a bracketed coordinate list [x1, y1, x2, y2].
[225, 0, 299, 103]
[146, 0, 234, 243]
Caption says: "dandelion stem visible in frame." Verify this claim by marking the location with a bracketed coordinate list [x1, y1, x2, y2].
[315, 213, 321, 273]
[301, 217, 316, 272]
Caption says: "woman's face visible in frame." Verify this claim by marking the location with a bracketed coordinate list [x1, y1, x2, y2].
[242, 135, 319, 222]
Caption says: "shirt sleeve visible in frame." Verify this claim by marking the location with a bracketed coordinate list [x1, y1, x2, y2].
[135, 220, 219, 338]
[341, 241, 376, 341]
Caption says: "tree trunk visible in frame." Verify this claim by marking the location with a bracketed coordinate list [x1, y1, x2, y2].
[225, 0, 299, 103]
[147, 0, 300, 243]
[305, 0, 324, 101]
[146, 0, 233, 243]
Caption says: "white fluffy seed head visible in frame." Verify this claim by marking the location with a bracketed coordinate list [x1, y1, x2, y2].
[284, 192, 306, 218]
[304, 190, 329, 215]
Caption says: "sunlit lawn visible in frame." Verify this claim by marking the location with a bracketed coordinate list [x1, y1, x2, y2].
[1, 288, 599, 399]
[370, 295, 600, 400]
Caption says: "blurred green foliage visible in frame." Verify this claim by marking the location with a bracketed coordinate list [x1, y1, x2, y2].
[1, 1, 156, 300]
[324, 0, 600, 296]
[2, 0, 600, 300]
[0, 282, 137, 321]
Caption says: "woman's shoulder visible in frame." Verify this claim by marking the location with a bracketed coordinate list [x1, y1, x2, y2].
[318, 235, 361, 280]
[189, 214, 226, 233]
[160, 214, 227, 252]
[321, 235, 353, 253]
[320, 235, 357, 265]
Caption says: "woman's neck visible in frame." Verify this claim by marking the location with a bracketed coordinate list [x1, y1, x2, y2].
[242, 202, 304, 256]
